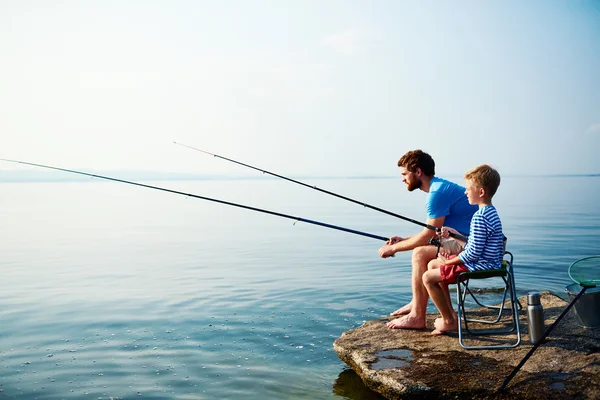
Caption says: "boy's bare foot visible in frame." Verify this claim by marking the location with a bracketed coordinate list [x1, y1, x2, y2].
[390, 303, 412, 317]
[386, 314, 426, 330]
[431, 317, 458, 335]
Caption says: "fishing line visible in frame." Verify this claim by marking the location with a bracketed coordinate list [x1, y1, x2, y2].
[174, 142, 467, 242]
[0, 158, 389, 242]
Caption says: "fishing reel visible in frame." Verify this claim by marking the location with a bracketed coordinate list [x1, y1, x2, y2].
[428, 237, 442, 257]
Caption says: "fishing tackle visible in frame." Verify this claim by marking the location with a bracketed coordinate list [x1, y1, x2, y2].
[174, 142, 467, 242]
[0, 158, 389, 242]
[428, 237, 443, 257]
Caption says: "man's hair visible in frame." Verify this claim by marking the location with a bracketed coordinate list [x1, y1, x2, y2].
[397, 150, 435, 177]
[464, 164, 501, 198]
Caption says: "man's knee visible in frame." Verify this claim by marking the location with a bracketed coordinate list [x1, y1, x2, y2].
[412, 245, 437, 265]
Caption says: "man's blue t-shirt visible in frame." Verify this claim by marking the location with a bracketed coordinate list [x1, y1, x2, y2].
[426, 177, 477, 235]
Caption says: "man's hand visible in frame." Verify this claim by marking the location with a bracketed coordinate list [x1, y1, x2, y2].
[387, 236, 403, 245]
[379, 244, 397, 258]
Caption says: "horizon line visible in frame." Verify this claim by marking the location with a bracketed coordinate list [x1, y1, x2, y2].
[0, 170, 598, 183]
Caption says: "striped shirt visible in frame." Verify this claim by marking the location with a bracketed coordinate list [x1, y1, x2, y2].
[458, 205, 504, 271]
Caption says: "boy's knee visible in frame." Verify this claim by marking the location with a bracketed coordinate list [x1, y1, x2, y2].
[427, 259, 438, 270]
[422, 270, 433, 285]
[423, 269, 443, 286]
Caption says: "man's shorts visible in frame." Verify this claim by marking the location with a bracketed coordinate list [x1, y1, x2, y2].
[440, 238, 464, 255]
[440, 264, 470, 284]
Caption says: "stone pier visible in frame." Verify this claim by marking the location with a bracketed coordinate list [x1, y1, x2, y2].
[334, 292, 599, 399]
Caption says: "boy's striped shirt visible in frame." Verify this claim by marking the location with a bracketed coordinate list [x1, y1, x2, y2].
[459, 205, 504, 271]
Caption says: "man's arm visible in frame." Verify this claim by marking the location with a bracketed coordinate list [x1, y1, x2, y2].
[378, 216, 445, 258]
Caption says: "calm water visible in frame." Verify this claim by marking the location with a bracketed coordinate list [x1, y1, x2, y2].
[1, 175, 599, 399]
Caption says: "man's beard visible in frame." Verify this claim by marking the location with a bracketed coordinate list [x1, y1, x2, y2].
[407, 179, 422, 192]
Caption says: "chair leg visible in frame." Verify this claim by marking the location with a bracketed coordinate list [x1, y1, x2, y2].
[464, 277, 509, 325]
[461, 276, 511, 329]
[457, 271, 521, 350]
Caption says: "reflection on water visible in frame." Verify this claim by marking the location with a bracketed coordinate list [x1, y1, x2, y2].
[333, 369, 386, 399]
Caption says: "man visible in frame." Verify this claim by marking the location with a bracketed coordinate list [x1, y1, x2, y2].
[378, 150, 477, 329]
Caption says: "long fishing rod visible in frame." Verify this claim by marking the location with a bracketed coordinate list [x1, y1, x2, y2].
[174, 141, 467, 242]
[0, 158, 389, 242]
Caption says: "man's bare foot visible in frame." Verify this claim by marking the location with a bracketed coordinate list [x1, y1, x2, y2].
[390, 303, 412, 317]
[431, 317, 458, 335]
[386, 314, 426, 330]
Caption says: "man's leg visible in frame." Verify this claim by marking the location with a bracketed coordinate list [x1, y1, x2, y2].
[387, 245, 438, 329]
[390, 245, 437, 316]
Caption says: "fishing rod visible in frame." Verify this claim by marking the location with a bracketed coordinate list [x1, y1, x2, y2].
[174, 141, 468, 242]
[0, 158, 389, 242]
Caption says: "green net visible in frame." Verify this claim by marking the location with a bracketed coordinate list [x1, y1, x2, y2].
[568, 256, 600, 288]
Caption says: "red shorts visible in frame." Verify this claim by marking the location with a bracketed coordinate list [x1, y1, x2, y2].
[440, 264, 469, 284]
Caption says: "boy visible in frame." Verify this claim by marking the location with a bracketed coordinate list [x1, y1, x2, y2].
[422, 164, 504, 335]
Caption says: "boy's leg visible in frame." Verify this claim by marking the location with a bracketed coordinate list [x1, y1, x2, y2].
[441, 283, 453, 313]
[423, 267, 458, 334]
[427, 261, 455, 317]
[437, 282, 458, 335]
[430, 255, 458, 320]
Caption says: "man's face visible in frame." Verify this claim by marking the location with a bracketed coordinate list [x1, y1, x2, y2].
[400, 166, 422, 191]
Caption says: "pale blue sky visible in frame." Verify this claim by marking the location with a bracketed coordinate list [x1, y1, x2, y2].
[1, 1, 599, 177]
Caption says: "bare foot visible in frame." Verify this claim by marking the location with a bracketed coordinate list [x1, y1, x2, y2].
[431, 317, 458, 335]
[390, 303, 412, 317]
[386, 314, 426, 330]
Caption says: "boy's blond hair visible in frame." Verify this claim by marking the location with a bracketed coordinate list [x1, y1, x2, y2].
[464, 164, 501, 198]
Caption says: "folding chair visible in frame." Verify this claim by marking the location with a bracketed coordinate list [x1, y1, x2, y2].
[455, 251, 522, 349]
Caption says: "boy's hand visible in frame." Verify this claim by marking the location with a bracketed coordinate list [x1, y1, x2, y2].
[440, 226, 459, 239]
[437, 251, 456, 263]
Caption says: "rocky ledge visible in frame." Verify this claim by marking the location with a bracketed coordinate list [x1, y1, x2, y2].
[334, 292, 599, 399]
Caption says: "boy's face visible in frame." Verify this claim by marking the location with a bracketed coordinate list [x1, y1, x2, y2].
[464, 179, 484, 205]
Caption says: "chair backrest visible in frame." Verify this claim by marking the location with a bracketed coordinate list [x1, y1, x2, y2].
[503, 251, 514, 270]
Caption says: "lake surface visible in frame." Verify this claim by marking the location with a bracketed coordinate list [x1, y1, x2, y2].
[1, 175, 598, 399]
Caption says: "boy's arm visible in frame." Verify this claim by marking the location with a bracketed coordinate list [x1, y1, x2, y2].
[442, 255, 464, 266]
[458, 214, 486, 265]
[440, 226, 467, 246]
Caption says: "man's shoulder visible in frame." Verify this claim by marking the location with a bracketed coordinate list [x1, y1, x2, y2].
[430, 176, 465, 193]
